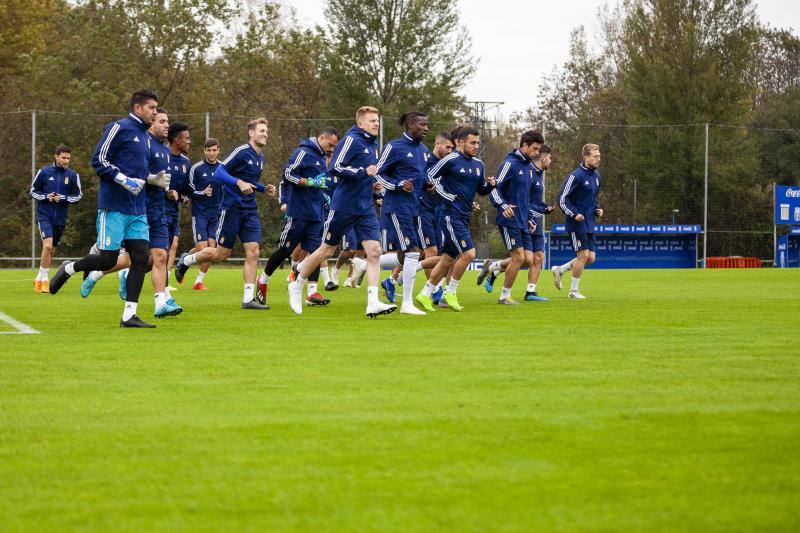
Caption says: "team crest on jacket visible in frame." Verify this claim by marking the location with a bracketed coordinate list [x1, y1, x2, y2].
[182, 165, 186, 173]
[476, 168, 481, 176]
[64, 177, 69, 184]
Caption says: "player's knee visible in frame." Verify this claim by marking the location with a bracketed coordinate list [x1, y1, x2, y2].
[126, 240, 149, 267]
[463, 248, 476, 261]
[98, 250, 119, 271]
[533, 251, 544, 266]
[510, 248, 525, 263]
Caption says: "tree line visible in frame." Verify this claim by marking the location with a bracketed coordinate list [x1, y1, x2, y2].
[0, 0, 798, 260]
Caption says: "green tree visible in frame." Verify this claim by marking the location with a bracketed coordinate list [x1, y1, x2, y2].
[323, 0, 475, 122]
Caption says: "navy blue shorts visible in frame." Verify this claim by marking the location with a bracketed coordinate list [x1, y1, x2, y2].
[192, 214, 220, 243]
[147, 219, 171, 250]
[418, 214, 438, 250]
[38, 218, 65, 247]
[278, 216, 322, 253]
[166, 212, 180, 243]
[380, 212, 421, 252]
[439, 214, 474, 257]
[530, 234, 546, 253]
[323, 210, 380, 247]
[570, 231, 597, 253]
[216, 207, 262, 249]
[340, 229, 361, 251]
[498, 225, 532, 252]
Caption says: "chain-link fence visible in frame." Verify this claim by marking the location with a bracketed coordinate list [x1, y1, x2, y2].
[0, 110, 796, 267]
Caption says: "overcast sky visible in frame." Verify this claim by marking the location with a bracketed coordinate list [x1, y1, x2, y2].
[278, 0, 800, 120]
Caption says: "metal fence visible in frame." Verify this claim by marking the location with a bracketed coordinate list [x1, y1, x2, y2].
[0, 110, 796, 267]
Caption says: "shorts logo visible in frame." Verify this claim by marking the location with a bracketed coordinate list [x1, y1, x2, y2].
[105, 236, 111, 246]
[576, 239, 582, 248]
[326, 232, 332, 240]
[285, 241, 292, 248]
[425, 237, 430, 245]
[460, 240, 466, 247]
[404, 236, 410, 245]
[511, 238, 516, 245]
[219, 236, 225, 244]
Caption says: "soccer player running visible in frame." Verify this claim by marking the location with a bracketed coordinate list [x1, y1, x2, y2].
[374, 112, 430, 315]
[552, 143, 603, 299]
[381, 131, 452, 304]
[144, 112, 182, 316]
[186, 138, 223, 290]
[49, 90, 159, 328]
[30, 145, 82, 293]
[415, 126, 496, 312]
[164, 122, 192, 290]
[485, 130, 544, 304]
[255, 127, 340, 307]
[478, 138, 554, 302]
[174, 118, 276, 308]
[287, 106, 396, 318]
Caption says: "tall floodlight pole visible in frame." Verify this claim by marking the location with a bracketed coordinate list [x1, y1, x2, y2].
[703, 122, 709, 268]
[466, 100, 504, 159]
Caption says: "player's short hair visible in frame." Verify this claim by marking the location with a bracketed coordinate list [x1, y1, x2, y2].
[130, 90, 159, 110]
[247, 117, 269, 133]
[538, 144, 552, 156]
[319, 127, 340, 138]
[155, 107, 167, 115]
[356, 106, 379, 121]
[520, 130, 544, 148]
[54, 145, 71, 155]
[457, 126, 480, 141]
[399, 111, 426, 127]
[204, 138, 219, 149]
[435, 131, 451, 143]
[168, 122, 189, 142]
[582, 143, 600, 157]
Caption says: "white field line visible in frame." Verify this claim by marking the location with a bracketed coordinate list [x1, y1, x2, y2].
[0, 310, 40, 334]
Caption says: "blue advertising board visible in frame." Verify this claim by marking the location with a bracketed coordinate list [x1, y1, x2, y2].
[776, 230, 800, 268]
[548, 224, 702, 269]
[775, 185, 800, 225]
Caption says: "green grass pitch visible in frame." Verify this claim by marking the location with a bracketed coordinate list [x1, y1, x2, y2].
[0, 267, 798, 531]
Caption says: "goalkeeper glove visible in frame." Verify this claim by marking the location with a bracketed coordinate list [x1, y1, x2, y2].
[146, 171, 171, 190]
[114, 173, 145, 196]
[306, 174, 330, 189]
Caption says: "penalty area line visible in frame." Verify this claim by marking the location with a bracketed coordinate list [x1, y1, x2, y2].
[0, 310, 39, 334]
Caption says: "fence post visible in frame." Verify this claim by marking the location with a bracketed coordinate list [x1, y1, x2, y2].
[703, 122, 709, 268]
[773, 182, 777, 267]
[205, 111, 210, 141]
[31, 110, 36, 269]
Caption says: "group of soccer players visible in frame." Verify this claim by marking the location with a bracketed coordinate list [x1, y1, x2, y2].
[35, 89, 603, 327]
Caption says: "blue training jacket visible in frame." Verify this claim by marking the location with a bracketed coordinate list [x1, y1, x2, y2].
[375, 132, 431, 217]
[165, 153, 191, 217]
[145, 132, 170, 224]
[91, 112, 151, 215]
[489, 149, 532, 229]
[529, 162, 549, 236]
[427, 150, 492, 220]
[219, 143, 264, 210]
[329, 125, 379, 216]
[282, 137, 329, 222]
[419, 154, 441, 219]
[558, 163, 602, 233]
[188, 160, 223, 218]
[30, 163, 82, 226]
